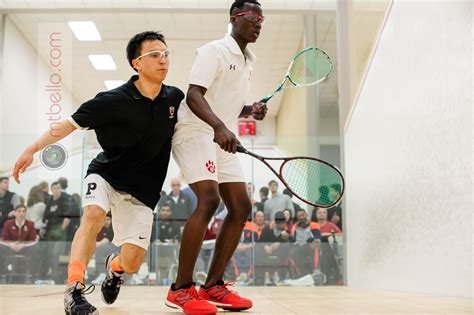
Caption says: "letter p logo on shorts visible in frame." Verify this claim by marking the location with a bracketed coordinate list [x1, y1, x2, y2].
[86, 182, 97, 196]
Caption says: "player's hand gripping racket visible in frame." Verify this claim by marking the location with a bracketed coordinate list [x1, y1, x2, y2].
[237, 144, 344, 208]
[261, 47, 333, 103]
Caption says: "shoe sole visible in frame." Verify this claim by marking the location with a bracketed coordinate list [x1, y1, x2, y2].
[207, 300, 252, 311]
[165, 300, 217, 315]
[64, 308, 99, 315]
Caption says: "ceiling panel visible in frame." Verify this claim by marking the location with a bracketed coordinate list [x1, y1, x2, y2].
[0, 0, 337, 11]
[8, 10, 338, 119]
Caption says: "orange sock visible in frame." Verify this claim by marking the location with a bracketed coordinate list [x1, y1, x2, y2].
[111, 255, 124, 273]
[67, 260, 86, 285]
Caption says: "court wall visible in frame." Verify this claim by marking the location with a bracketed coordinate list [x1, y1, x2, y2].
[343, 0, 472, 298]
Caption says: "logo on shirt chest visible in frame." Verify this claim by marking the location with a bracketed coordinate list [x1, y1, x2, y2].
[50, 205, 58, 213]
[230, 64, 236, 71]
[169, 106, 175, 119]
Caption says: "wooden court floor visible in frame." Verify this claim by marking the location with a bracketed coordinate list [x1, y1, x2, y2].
[0, 285, 472, 315]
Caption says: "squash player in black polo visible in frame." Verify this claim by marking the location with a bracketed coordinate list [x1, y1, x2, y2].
[13, 31, 185, 315]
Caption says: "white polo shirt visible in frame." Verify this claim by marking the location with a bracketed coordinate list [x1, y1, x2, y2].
[173, 34, 256, 144]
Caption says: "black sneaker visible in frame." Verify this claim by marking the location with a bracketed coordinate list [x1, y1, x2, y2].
[101, 252, 124, 305]
[63, 282, 97, 315]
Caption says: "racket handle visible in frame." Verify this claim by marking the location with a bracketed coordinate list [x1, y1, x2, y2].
[236, 144, 247, 153]
[213, 139, 247, 154]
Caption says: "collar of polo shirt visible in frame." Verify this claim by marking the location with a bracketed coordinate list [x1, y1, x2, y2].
[126, 75, 171, 101]
[224, 34, 257, 64]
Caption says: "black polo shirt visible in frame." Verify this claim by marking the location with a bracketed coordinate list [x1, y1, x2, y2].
[69, 75, 184, 209]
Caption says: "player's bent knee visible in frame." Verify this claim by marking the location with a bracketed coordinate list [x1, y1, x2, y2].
[81, 205, 107, 231]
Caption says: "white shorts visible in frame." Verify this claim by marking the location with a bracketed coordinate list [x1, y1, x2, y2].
[172, 133, 245, 184]
[82, 174, 153, 249]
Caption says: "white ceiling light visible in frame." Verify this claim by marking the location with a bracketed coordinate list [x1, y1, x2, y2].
[68, 21, 101, 41]
[88, 55, 117, 70]
[104, 80, 125, 90]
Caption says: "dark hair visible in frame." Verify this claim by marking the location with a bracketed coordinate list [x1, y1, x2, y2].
[58, 177, 68, 190]
[27, 185, 45, 207]
[160, 202, 172, 209]
[230, 0, 261, 15]
[0, 177, 8, 183]
[126, 31, 167, 72]
[274, 211, 286, 223]
[283, 188, 293, 198]
[296, 208, 307, 215]
[38, 181, 48, 189]
[268, 180, 278, 187]
[51, 181, 60, 188]
[259, 186, 269, 197]
[15, 204, 27, 211]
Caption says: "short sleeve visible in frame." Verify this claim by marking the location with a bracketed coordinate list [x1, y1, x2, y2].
[189, 44, 221, 89]
[70, 92, 111, 130]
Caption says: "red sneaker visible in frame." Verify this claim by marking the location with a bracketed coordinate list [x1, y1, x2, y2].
[166, 283, 217, 314]
[198, 280, 252, 311]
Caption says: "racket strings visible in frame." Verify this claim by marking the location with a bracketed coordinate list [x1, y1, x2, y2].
[281, 158, 342, 207]
[289, 49, 332, 85]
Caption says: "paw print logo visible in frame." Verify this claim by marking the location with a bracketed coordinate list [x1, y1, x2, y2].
[206, 160, 216, 173]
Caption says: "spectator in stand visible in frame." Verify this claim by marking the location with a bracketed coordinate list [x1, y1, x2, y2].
[154, 203, 181, 242]
[253, 210, 265, 239]
[256, 186, 268, 212]
[38, 181, 51, 204]
[0, 205, 39, 283]
[282, 209, 293, 232]
[181, 186, 197, 212]
[66, 193, 81, 244]
[158, 178, 193, 228]
[151, 203, 181, 284]
[0, 177, 21, 234]
[58, 177, 68, 193]
[26, 185, 46, 231]
[246, 182, 257, 213]
[91, 213, 118, 285]
[317, 185, 330, 206]
[283, 188, 301, 213]
[229, 215, 259, 281]
[40, 181, 72, 283]
[290, 209, 321, 278]
[317, 208, 342, 236]
[255, 211, 293, 285]
[316, 207, 343, 285]
[264, 180, 294, 222]
[56, 177, 79, 242]
[327, 183, 343, 230]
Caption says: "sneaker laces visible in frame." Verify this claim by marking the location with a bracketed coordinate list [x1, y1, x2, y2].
[106, 270, 124, 289]
[72, 282, 95, 305]
[208, 281, 236, 300]
[183, 285, 202, 300]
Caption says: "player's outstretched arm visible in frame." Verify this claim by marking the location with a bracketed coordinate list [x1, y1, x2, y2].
[13, 119, 77, 183]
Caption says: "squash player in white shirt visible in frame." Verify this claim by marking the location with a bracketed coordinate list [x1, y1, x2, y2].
[166, 1, 267, 314]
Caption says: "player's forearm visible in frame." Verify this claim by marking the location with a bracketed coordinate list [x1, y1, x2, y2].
[186, 85, 226, 130]
[23, 120, 76, 154]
